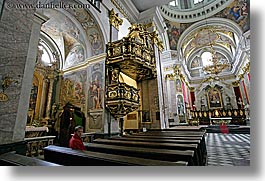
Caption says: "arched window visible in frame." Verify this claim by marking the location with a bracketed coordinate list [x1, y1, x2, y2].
[118, 18, 131, 40]
[169, 0, 178, 7]
[37, 40, 56, 67]
[201, 51, 213, 67]
[194, 0, 204, 5]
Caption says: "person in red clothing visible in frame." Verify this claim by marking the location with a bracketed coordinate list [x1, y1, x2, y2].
[69, 125, 86, 150]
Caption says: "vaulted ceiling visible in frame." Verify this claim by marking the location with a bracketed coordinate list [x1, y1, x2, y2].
[128, 0, 249, 82]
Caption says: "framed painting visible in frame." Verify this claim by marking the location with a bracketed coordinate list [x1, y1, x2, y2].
[141, 110, 151, 123]
[207, 88, 223, 109]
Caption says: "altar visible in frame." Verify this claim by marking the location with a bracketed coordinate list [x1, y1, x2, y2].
[209, 117, 232, 125]
[190, 109, 246, 125]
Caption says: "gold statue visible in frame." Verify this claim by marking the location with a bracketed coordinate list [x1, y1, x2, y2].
[109, 8, 123, 30]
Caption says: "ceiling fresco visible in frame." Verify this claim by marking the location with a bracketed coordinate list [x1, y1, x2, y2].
[40, 0, 104, 69]
[166, 0, 249, 51]
[182, 25, 235, 60]
[66, 0, 104, 56]
[163, 0, 249, 80]
[214, 0, 249, 32]
[41, 9, 85, 69]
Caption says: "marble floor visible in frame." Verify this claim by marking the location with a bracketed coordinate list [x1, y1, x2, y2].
[205, 133, 250, 166]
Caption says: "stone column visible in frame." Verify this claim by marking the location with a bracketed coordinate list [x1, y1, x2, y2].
[0, 4, 49, 143]
[45, 75, 55, 119]
[154, 45, 169, 129]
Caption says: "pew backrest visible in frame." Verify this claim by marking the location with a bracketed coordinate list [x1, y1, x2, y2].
[0, 152, 60, 166]
[43, 145, 188, 166]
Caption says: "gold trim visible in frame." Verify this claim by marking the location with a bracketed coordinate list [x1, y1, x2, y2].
[165, 74, 175, 80]
[232, 80, 240, 87]
[109, 8, 123, 30]
[144, 22, 155, 29]
[150, 32, 164, 52]
[0, 92, 8, 102]
[238, 62, 250, 80]
[173, 65, 190, 88]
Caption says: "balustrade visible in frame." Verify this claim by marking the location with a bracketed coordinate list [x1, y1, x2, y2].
[24, 136, 56, 157]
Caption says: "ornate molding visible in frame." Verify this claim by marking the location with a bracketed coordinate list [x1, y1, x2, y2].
[165, 65, 190, 88]
[106, 83, 140, 119]
[106, 24, 160, 81]
[174, 65, 190, 88]
[110, 0, 133, 23]
[165, 74, 175, 81]
[238, 62, 250, 80]
[232, 80, 240, 87]
[0, 92, 8, 102]
[150, 31, 164, 52]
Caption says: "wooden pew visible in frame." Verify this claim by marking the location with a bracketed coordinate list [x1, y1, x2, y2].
[84, 142, 195, 166]
[124, 132, 207, 165]
[111, 136, 201, 144]
[92, 138, 201, 165]
[0, 152, 60, 166]
[114, 135, 207, 165]
[138, 131, 206, 137]
[130, 131, 207, 153]
[124, 134, 203, 140]
[43, 145, 188, 166]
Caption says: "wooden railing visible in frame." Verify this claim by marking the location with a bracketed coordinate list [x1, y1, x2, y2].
[24, 136, 56, 157]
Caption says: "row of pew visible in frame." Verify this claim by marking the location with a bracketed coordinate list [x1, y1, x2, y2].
[43, 129, 207, 166]
[0, 151, 61, 166]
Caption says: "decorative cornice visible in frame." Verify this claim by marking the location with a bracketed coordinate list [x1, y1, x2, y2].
[160, 0, 233, 23]
[61, 53, 106, 75]
[110, 0, 136, 23]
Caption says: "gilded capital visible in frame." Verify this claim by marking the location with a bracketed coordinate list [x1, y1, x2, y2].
[232, 80, 240, 87]
[165, 74, 175, 80]
[109, 8, 123, 30]
[190, 87, 195, 92]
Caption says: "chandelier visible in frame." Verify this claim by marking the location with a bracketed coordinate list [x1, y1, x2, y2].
[202, 45, 231, 75]
[201, 3, 231, 75]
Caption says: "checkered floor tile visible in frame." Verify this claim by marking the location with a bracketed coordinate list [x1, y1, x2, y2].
[205, 133, 250, 166]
